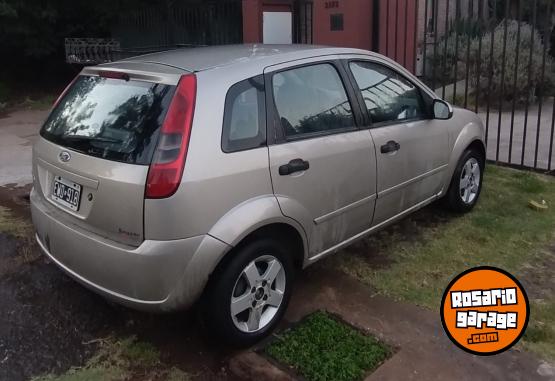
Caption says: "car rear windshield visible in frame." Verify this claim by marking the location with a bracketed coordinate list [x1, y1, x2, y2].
[41, 75, 176, 165]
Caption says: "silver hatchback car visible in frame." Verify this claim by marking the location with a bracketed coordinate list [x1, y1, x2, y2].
[31, 45, 485, 345]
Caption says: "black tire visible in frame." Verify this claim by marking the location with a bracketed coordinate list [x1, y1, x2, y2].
[444, 148, 485, 213]
[202, 238, 294, 347]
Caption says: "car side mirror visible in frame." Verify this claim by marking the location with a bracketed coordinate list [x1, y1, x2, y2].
[433, 99, 453, 120]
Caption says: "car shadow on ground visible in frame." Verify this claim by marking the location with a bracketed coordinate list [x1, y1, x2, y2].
[0, 233, 241, 381]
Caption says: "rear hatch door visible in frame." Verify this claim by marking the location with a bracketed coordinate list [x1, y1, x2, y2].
[33, 64, 184, 246]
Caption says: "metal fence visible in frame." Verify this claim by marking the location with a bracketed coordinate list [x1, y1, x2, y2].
[111, 0, 243, 51]
[412, 0, 555, 172]
[65, 38, 121, 64]
[293, 1, 314, 44]
[69, 1, 313, 63]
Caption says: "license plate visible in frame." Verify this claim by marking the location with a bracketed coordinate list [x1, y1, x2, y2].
[52, 176, 82, 211]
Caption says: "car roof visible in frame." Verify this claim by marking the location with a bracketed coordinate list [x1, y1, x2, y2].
[113, 44, 373, 72]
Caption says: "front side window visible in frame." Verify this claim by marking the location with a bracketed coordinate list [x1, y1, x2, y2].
[222, 76, 266, 152]
[349, 61, 425, 125]
[272, 63, 355, 139]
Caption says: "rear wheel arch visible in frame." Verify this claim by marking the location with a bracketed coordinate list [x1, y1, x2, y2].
[201, 222, 304, 345]
[210, 222, 306, 279]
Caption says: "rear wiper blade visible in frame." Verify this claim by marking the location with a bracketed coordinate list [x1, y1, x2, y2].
[63, 135, 122, 144]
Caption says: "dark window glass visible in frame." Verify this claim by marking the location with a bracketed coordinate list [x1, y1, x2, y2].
[222, 76, 266, 152]
[272, 64, 355, 138]
[349, 62, 425, 124]
[41, 75, 175, 164]
[330, 13, 344, 31]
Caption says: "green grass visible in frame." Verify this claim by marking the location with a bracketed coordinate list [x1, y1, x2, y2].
[0, 206, 32, 238]
[32, 336, 190, 381]
[266, 311, 391, 381]
[0, 205, 38, 268]
[327, 165, 555, 360]
[523, 301, 555, 360]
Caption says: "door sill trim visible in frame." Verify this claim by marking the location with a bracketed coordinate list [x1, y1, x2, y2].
[314, 194, 376, 225]
[306, 193, 440, 265]
[378, 164, 447, 198]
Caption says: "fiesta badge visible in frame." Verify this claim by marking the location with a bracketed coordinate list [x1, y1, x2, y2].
[440, 266, 529, 355]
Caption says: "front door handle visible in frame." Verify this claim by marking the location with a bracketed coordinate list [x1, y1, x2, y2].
[380, 140, 401, 154]
[279, 158, 310, 175]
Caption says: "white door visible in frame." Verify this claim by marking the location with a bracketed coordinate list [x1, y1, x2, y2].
[263, 12, 292, 44]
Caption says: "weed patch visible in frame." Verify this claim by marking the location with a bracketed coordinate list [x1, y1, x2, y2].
[266, 311, 391, 381]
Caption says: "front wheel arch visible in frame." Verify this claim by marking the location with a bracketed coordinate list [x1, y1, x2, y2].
[443, 147, 485, 212]
[466, 139, 486, 163]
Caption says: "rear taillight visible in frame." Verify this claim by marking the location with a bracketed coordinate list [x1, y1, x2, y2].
[145, 74, 196, 199]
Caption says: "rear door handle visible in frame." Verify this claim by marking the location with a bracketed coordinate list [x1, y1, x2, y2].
[279, 158, 310, 175]
[380, 140, 401, 154]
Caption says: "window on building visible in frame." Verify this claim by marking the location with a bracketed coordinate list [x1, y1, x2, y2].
[330, 13, 344, 31]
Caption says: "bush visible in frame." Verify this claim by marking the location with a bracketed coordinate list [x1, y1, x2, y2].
[426, 19, 555, 104]
[425, 32, 466, 84]
[424, 18, 482, 85]
[469, 20, 555, 103]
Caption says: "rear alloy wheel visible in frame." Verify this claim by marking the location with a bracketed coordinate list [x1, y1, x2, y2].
[445, 149, 484, 212]
[230, 255, 286, 333]
[203, 238, 294, 346]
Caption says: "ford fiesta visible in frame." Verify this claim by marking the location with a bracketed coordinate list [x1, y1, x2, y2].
[31, 44, 485, 345]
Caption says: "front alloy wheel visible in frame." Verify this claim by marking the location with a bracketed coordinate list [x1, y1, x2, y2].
[445, 148, 484, 212]
[459, 157, 481, 205]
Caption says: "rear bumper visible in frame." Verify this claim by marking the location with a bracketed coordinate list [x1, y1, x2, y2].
[30, 187, 230, 311]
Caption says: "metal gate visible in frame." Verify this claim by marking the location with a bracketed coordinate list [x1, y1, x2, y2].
[399, 0, 555, 172]
[293, 0, 314, 44]
[111, 0, 243, 53]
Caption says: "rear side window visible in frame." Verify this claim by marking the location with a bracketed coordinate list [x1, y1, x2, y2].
[41, 75, 175, 165]
[222, 75, 266, 153]
[349, 61, 425, 124]
[272, 63, 355, 139]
